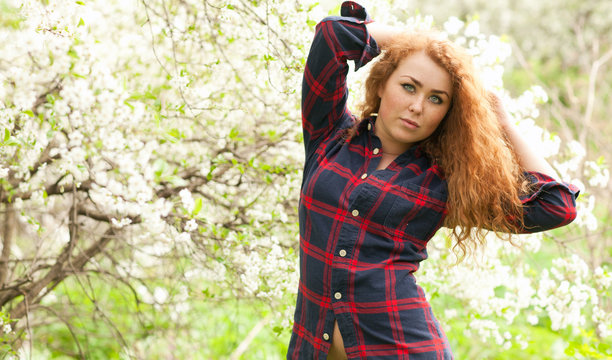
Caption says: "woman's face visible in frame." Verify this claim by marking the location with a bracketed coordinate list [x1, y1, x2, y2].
[376, 51, 453, 154]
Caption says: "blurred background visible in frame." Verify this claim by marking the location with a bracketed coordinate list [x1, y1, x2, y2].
[0, 0, 610, 358]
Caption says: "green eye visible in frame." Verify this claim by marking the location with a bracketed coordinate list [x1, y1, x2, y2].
[429, 95, 442, 104]
[402, 83, 415, 92]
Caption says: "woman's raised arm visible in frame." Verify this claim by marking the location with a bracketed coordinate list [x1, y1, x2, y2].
[490, 94, 560, 179]
[489, 95, 580, 233]
[301, 3, 380, 158]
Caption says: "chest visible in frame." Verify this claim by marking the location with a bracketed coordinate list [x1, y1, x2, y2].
[301, 135, 448, 242]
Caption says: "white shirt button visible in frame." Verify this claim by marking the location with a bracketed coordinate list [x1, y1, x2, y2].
[361, 173, 368, 180]
[323, 333, 330, 341]
[367, 123, 372, 131]
[351, 209, 359, 217]
[373, 148, 380, 155]
[339, 249, 347, 257]
[334, 292, 342, 300]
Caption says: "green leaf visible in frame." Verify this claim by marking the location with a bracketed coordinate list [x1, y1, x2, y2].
[78, 18, 85, 26]
[597, 156, 606, 166]
[307, 2, 320, 12]
[75, 0, 85, 5]
[67, 47, 79, 59]
[153, 159, 167, 178]
[193, 198, 203, 216]
[3, 129, 9, 142]
[263, 54, 276, 62]
[564, 345, 576, 356]
[329, 4, 341, 15]
[273, 326, 284, 336]
[168, 128, 181, 140]
[493, 285, 507, 298]
[202, 288, 214, 298]
[228, 127, 240, 140]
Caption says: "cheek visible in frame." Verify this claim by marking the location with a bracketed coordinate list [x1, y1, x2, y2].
[436, 108, 450, 123]
[379, 93, 399, 115]
[427, 107, 449, 128]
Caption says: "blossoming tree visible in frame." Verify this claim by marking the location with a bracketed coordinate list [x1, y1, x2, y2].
[0, 0, 609, 357]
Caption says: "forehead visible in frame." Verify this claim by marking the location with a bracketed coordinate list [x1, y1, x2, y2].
[392, 51, 452, 93]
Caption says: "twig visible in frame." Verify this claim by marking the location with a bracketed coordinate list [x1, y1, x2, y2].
[229, 315, 271, 360]
[37, 305, 85, 358]
[582, 48, 612, 144]
[0, 204, 15, 285]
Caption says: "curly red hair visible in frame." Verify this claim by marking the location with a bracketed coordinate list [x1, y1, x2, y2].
[356, 32, 528, 257]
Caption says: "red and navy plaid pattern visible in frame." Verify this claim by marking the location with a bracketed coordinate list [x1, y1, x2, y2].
[287, 2, 579, 359]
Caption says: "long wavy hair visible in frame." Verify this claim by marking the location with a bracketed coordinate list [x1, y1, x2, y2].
[356, 32, 529, 258]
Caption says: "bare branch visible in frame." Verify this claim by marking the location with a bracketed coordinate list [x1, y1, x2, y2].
[582, 48, 612, 144]
[0, 204, 16, 286]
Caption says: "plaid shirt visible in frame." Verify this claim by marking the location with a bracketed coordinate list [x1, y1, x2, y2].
[287, 2, 580, 359]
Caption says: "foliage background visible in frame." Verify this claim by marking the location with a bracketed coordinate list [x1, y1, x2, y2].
[0, 0, 610, 359]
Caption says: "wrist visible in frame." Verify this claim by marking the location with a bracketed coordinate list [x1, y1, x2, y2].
[366, 22, 401, 48]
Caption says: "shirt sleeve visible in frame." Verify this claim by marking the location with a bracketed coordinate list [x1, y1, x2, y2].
[301, 1, 380, 158]
[518, 171, 580, 233]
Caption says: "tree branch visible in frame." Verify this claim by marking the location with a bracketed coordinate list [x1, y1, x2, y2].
[7, 225, 117, 321]
[582, 47, 612, 144]
[0, 204, 16, 286]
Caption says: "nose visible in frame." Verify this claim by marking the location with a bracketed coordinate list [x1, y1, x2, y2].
[408, 97, 424, 114]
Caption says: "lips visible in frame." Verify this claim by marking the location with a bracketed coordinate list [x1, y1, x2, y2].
[400, 118, 419, 128]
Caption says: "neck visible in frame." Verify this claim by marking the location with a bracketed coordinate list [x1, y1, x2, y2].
[372, 123, 413, 156]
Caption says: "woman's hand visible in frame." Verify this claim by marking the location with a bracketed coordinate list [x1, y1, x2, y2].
[366, 22, 403, 48]
[489, 92, 513, 131]
[489, 92, 561, 179]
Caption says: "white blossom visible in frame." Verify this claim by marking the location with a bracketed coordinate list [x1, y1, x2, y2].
[464, 21, 480, 38]
[443, 17, 464, 35]
[111, 218, 132, 229]
[179, 188, 195, 214]
[184, 219, 198, 232]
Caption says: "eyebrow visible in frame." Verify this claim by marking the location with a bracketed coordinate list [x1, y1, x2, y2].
[400, 75, 451, 98]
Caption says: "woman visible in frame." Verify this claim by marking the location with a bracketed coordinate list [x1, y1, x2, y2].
[288, 2, 579, 359]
